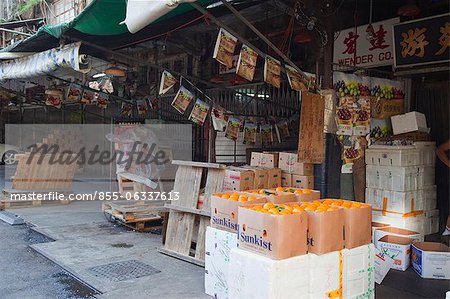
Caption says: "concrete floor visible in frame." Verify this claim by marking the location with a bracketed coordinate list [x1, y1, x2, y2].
[1, 165, 449, 298]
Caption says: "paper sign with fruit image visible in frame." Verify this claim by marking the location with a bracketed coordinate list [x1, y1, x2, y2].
[213, 28, 238, 68]
[236, 44, 258, 81]
[370, 118, 392, 141]
[159, 70, 177, 95]
[189, 98, 210, 126]
[264, 56, 281, 88]
[171, 86, 194, 114]
[120, 103, 133, 117]
[137, 99, 148, 115]
[225, 116, 242, 141]
[353, 97, 371, 136]
[339, 135, 362, 173]
[276, 119, 290, 141]
[211, 107, 227, 131]
[370, 78, 405, 118]
[285, 65, 308, 92]
[243, 121, 257, 145]
[260, 123, 274, 144]
[336, 96, 354, 136]
[67, 83, 82, 102]
[45, 89, 63, 109]
[81, 89, 96, 105]
[96, 92, 109, 109]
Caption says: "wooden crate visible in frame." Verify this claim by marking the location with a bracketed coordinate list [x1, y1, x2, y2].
[158, 160, 225, 267]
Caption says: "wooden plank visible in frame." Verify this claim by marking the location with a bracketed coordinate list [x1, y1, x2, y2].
[194, 217, 209, 261]
[164, 204, 211, 217]
[158, 247, 205, 267]
[202, 168, 225, 211]
[164, 211, 196, 256]
[172, 160, 226, 169]
[171, 165, 203, 208]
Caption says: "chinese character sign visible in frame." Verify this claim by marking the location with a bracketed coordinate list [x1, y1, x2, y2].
[394, 14, 450, 67]
[334, 18, 399, 67]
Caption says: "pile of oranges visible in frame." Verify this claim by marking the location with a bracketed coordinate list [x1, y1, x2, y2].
[244, 202, 301, 215]
[276, 187, 312, 194]
[218, 192, 258, 202]
[323, 199, 369, 209]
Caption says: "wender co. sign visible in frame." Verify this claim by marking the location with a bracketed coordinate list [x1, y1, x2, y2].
[334, 18, 400, 68]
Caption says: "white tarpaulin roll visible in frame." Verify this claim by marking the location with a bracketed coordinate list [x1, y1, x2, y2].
[122, 0, 197, 34]
[0, 42, 91, 81]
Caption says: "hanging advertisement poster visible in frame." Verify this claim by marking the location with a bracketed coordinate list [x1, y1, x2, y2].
[96, 92, 109, 109]
[213, 28, 238, 68]
[159, 70, 177, 95]
[264, 56, 281, 88]
[172, 86, 194, 114]
[260, 123, 274, 144]
[243, 121, 257, 145]
[225, 117, 242, 141]
[236, 44, 258, 81]
[189, 98, 210, 126]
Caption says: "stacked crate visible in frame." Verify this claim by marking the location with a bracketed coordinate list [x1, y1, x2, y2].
[365, 142, 438, 235]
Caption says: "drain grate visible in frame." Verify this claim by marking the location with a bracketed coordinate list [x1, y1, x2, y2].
[87, 260, 161, 282]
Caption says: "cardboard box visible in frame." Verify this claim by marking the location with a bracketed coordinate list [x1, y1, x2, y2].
[372, 222, 390, 244]
[372, 214, 424, 235]
[281, 171, 292, 187]
[266, 168, 282, 189]
[278, 187, 321, 202]
[342, 244, 375, 299]
[307, 208, 345, 255]
[224, 167, 254, 191]
[278, 152, 314, 175]
[237, 205, 308, 259]
[211, 191, 266, 233]
[292, 175, 314, 189]
[229, 248, 310, 299]
[241, 166, 269, 189]
[371, 98, 404, 119]
[374, 227, 423, 249]
[411, 242, 450, 279]
[205, 226, 238, 298]
[243, 189, 297, 204]
[250, 152, 278, 168]
[391, 112, 428, 135]
[377, 235, 413, 271]
[342, 203, 372, 249]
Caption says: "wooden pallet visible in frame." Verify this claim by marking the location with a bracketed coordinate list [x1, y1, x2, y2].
[102, 202, 166, 232]
[158, 160, 225, 267]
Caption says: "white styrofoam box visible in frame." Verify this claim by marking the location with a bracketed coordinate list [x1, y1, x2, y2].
[366, 188, 423, 214]
[414, 142, 436, 166]
[229, 248, 309, 299]
[372, 214, 425, 234]
[373, 227, 424, 249]
[391, 112, 428, 135]
[423, 185, 437, 211]
[365, 146, 420, 166]
[205, 226, 238, 299]
[366, 165, 424, 191]
[423, 166, 435, 186]
[377, 236, 411, 271]
[309, 251, 340, 299]
[423, 209, 439, 235]
[342, 244, 375, 299]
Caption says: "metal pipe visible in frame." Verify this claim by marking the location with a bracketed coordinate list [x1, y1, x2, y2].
[0, 27, 32, 36]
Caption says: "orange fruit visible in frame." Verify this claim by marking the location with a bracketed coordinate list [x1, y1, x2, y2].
[269, 208, 279, 214]
[263, 202, 274, 210]
[294, 190, 303, 194]
[259, 189, 265, 194]
[280, 209, 292, 215]
[292, 207, 303, 213]
[221, 194, 230, 199]
[276, 187, 284, 192]
[238, 197, 248, 202]
[283, 205, 293, 212]
[303, 189, 311, 194]
[323, 199, 334, 205]
[229, 194, 239, 201]
[305, 206, 316, 212]
[248, 196, 257, 201]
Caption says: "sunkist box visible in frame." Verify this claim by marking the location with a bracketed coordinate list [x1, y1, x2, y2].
[223, 167, 254, 191]
[278, 152, 313, 175]
[411, 242, 450, 279]
[210, 191, 267, 233]
[377, 235, 413, 271]
[237, 204, 308, 259]
[391, 111, 428, 135]
[250, 152, 278, 168]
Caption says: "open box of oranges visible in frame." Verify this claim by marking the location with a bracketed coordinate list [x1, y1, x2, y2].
[273, 187, 321, 202]
[243, 189, 297, 204]
[237, 203, 308, 260]
[210, 191, 267, 233]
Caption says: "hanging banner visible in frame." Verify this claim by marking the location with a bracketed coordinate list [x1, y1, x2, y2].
[236, 44, 258, 81]
[171, 86, 194, 114]
[213, 28, 238, 68]
[225, 117, 242, 141]
[334, 18, 399, 68]
[0, 42, 91, 80]
[66, 83, 83, 102]
[159, 70, 177, 95]
[260, 123, 274, 144]
[81, 89, 96, 105]
[393, 13, 450, 68]
[96, 92, 109, 109]
[264, 56, 281, 88]
[285, 65, 308, 92]
[45, 89, 63, 109]
[276, 119, 290, 140]
[189, 98, 210, 125]
[137, 99, 149, 115]
[120, 103, 133, 117]
[211, 107, 227, 131]
[243, 121, 257, 145]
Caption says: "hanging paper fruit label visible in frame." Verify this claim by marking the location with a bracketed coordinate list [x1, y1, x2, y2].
[213, 28, 238, 68]
[96, 92, 109, 109]
[67, 83, 82, 102]
[189, 98, 210, 126]
[277, 119, 290, 140]
[236, 44, 258, 81]
[339, 135, 363, 173]
[211, 107, 227, 131]
[137, 99, 148, 115]
[260, 123, 274, 144]
[243, 121, 257, 145]
[336, 96, 354, 136]
[353, 97, 371, 136]
[159, 70, 177, 95]
[264, 56, 281, 88]
[81, 89, 96, 105]
[120, 103, 133, 117]
[285, 65, 308, 92]
[172, 86, 194, 114]
[45, 90, 63, 109]
[225, 117, 242, 141]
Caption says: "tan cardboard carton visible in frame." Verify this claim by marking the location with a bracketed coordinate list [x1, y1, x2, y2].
[250, 152, 278, 168]
[237, 204, 308, 259]
[372, 222, 391, 244]
[243, 189, 297, 204]
[223, 167, 254, 191]
[292, 175, 314, 189]
[279, 187, 321, 202]
[210, 191, 267, 233]
[281, 171, 292, 187]
[241, 166, 269, 189]
[343, 203, 372, 249]
[307, 208, 345, 254]
[266, 168, 282, 189]
[374, 226, 423, 249]
[278, 152, 314, 175]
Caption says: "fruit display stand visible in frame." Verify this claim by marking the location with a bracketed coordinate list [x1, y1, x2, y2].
[159, 160, 226, 266]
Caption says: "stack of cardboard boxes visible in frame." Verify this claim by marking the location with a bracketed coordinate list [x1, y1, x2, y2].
[278, 152, 315, 189]
[205, 191, 375, 299]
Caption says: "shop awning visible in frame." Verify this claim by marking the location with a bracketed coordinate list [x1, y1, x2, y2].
[1, 0, 217, 53]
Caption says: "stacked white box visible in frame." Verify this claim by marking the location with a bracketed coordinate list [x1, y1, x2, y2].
[342, 244, 375, 299]
[365, 146, 420, 167]
[423, 185, 437, 211]
[229, 248, 309, 299]
[423, 209, 440, 235]
[309, 251, 340, 298]
[205, 226, 238, 299]
[414, 142, 436, 166]
[366, 165, 424, 191]
[366, 188, 423, 214]
[372, 214, 424, 234]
